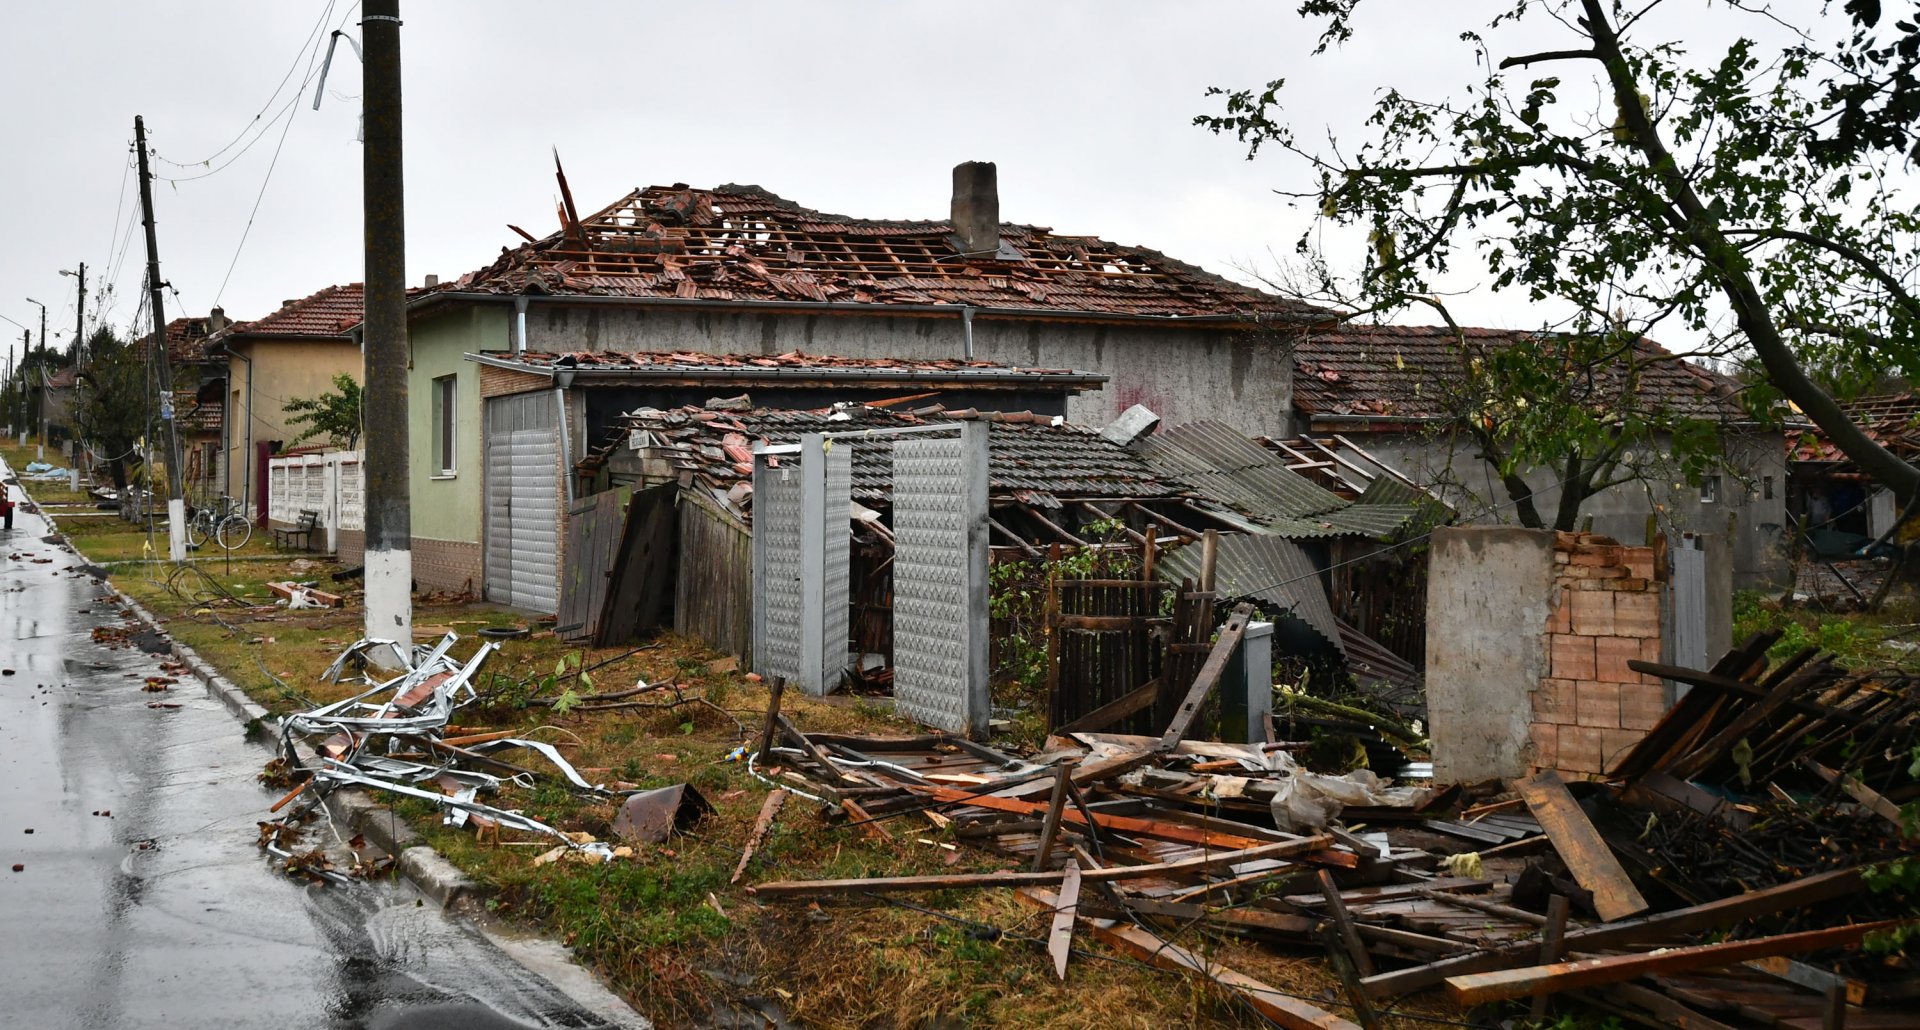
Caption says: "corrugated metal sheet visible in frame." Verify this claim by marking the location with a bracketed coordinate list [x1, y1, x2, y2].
[1158, 535, 1342, 653]
[1137, 421, 1346, 519]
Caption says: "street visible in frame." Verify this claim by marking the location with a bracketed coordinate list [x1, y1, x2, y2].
[0, 470, 638, 1030]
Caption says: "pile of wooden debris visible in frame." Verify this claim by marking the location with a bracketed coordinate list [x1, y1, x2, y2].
[737, 630, 1918, 1029]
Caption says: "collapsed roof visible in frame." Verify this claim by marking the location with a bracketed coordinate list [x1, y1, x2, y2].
[1292, 325, 1757, 425]
[434, 183, 1332, 323]
[470, 349, 1106, 392]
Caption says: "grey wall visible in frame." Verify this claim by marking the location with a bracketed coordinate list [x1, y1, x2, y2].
[1331, 425, 1790, 587]
[1424, 526, 1557, 784]
[512, 303, 1295, 437]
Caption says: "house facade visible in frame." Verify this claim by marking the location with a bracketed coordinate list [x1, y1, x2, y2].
[393, 165, 1326, 607]
[132, 314, 230, 500]
[205, 285, 364, 524]
[1291, 325, 1792, 586]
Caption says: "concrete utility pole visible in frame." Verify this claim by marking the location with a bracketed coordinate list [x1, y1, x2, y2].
[66, 264, 86, 491]
[64, 263, 85, 366]
[362, 0, 413, 659]
[133, 116, 187, 562]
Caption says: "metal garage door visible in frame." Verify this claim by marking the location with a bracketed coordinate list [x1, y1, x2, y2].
[484, 392, 560, 613]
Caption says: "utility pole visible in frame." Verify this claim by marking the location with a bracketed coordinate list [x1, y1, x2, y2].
[362, 0, 412, 659]
[133, 116, 187, 562]
[68, 264, 86, 492]
[68, 263, 85, 366]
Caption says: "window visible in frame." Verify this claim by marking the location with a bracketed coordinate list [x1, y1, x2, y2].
[1700, 475, 1720, 504]
[1763, 475, 1774, 500]
[431, 375, 457, 476]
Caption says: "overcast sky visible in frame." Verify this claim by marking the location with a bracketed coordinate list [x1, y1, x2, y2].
[0, 2, 1824, 360]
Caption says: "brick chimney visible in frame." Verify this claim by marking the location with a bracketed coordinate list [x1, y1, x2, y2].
[949, 161, 1001, 256]
[424, 274, 439, 288]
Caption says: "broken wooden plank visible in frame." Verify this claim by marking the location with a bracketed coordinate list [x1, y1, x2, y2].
[1412, 887, 1549, 927]
[1033, 760, 1076, 872]
[1056, 678, 1162, 734]
[910, 784, 1340, 855]
[1320, 869, 1376, 978]
[751, 836, 1333, 898]
[1017, 888, 1365, 1030]
[1159, 604, 1255, 749]
[1806, 760, 1911, 836]
[269, 581, 344, 607]
[1048, 861, 1080, 980]
[754, 676, 787, 758]
[841, 798, 894, 842]
[1360, 866, 1864, 1000]
[1515, 770, 1648, 921]
[1083, 896, 1316, 937]
[731, 788, 787, 884]
[1445, 920, 1907, 1004]
[1742, 956, 1869, 1006]
[1529, 895, 1572, 1022]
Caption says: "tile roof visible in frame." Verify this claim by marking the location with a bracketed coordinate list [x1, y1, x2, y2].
[1134, 420, 1426, 541]
[1292, 325, 1755, 424]
[477, 349, 1104, 389]
[596, 403, 1184, 516]
[45, 367, 78, 389]
[1790, 393, 1920, 463]
[435, 183, 1332, 322]
[176, 390, 222, 433]
[224, 283, 364, 339]
[134, 315, 223, 365]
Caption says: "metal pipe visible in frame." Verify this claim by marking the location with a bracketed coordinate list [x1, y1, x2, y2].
[961, 305, 974, 359]
[513, 295, 528, 355]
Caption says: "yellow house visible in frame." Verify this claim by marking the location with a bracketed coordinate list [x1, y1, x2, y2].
[206, 284, 364, 524]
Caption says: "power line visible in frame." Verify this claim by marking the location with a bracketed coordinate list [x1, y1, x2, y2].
[150, 0, 338, 171]
[214, 1, 355, 306]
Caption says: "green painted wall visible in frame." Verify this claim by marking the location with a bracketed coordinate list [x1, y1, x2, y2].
[407, 305, 507, 545]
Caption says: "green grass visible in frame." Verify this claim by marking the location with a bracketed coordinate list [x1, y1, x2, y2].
[1734, 589, 1920, 673]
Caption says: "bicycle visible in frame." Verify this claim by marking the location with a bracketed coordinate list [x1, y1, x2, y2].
[186, 495, 254, 550]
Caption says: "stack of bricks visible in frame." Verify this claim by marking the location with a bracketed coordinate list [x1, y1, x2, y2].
[1531, 532, 1664, 778]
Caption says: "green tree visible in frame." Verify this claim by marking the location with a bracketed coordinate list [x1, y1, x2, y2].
[74, 326, 148, 498]
[1200, 0, 1920, 503]
[282, 373, 362, 450]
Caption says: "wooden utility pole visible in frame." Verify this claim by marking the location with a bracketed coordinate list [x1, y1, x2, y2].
[133, 115, 187, 561]
[361, 0, 412, 658]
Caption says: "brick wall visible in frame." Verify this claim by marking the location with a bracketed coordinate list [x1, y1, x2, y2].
[337, 531, 481, 597]
[479, 364, 548, 398]
[1532, 532, 1664, 778]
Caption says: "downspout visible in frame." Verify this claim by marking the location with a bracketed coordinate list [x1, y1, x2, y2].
[960, 305, 974, 360]
[514, 295, 529, 356]
[210, 337, 254, 515]
[554, 367, 575, 502]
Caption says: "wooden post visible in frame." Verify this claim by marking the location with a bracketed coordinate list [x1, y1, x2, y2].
[1823, 984, 1847, 1030]
[1199, 529, 1218, 593]
[756, 675, 787, 757]
[1529, 894, 1571, 1022]
[1033, 759, 1076, 871]
[1319, 869, 1376, 978]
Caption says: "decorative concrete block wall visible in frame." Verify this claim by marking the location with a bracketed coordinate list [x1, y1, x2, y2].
[1531, 533, 1663, 777]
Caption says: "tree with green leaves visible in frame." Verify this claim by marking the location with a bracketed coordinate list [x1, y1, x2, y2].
[1200, 0, 1920, 507]
[282, 373, 363, 450]
[74, 326, 148, 498]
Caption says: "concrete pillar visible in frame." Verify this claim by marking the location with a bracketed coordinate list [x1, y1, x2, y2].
[1425, 527, 1556, 784]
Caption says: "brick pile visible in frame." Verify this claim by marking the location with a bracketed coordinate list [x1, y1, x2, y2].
[1531, 532, 1664, 778]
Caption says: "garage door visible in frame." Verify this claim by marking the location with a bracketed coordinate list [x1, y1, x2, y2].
[484, 392, 560, 613]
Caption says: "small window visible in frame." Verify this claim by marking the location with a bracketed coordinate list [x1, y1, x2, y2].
[1700, 475, 1720, 504]
[431, 375, 457, 476]
[1763, 475, 1774, 500]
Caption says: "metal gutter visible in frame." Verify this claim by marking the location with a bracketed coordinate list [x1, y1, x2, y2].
[409, 289, 1316, 330]
[462, 351, 1109, 387]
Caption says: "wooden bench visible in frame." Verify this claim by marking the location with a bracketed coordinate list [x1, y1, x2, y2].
[273, 509, 322, 551]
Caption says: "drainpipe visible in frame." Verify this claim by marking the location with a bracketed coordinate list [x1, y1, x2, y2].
[514, 295, 529, 356]
[960, 305, 975, 360]
[209, 337, 254, 514]
[554, 368, 574, 502]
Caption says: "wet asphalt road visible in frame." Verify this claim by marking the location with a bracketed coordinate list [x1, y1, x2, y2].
[0, 470, 641, 1030]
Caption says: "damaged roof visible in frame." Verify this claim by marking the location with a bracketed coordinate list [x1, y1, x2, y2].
[1135, 420, 1425, 541]
[1292, 325, 1756, 424]
[433, 183, 1330, 322]
[595, 403, 1184, 515]
[1790, 393, 1920, 463]
[133, 315, 225, 365]
[471, 349, 1105, 390]
[220, 284, 364, 340]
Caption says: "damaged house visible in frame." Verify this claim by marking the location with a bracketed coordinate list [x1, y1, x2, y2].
[391, 162, 1333, 602]
[1291, 325, 1792, 586]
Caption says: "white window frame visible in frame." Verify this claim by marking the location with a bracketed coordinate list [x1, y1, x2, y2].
[432, 374, 458, 478]
[1699, 474, 1720, 504]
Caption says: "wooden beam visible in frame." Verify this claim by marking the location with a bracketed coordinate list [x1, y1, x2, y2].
[1048, 861, 1080, 980]
[1806, 760, 1912, 835]
[731, 789, 787, 884]
[750, 836, 1333, 898]
[1033, 760, 1076, 871]
[1443, 920, 1907, 1004]
[1515, 770, 1648, 921]
[1017, 889, 1365, 1030]
[1320, 869, 1376, 977]
[1159, 604, 1255, 749]
[1529, 895, 1571, 1022]
[1056, 678, 1162, 734]
[1358, 866, 1864, 999]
